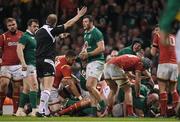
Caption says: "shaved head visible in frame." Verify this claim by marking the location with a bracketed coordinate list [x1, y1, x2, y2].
[46, 14, 57, 27]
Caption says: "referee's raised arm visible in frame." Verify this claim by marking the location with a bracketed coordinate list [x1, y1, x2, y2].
[51, 6, 87, 36]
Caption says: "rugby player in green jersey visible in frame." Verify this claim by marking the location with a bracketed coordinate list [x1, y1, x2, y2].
[79, 15, 106, 116]
[16, 19, 39, 116]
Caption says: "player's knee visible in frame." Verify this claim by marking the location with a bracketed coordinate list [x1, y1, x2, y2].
[86, 78, 97, 92]
[13, 81, 22, 88]
[86, 82, 93, 92]
[30, 82, 38, 91]
[23, 87, 29, 94]
[0, 78, 9, 89]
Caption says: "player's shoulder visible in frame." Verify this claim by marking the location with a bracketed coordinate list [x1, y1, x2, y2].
[58, 55, 66, 61]
[1, 31, 10, 37]
[56, 55, 68, 65]
[17, 30, 24, 35]
[93, 27, 102, 34]
[0, 31, 10, 41]
[19, 32, 29, 41]
[125, 54, 140, 62]
[35, 27, 47, 35]
[122, 54, 138, 58]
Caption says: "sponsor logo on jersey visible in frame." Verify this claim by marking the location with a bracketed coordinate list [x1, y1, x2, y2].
[8, 42, 18, 46]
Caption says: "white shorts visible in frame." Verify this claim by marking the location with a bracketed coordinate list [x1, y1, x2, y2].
[104, 64, 128, 86]
[86, 61, 104, 81]
[157, 63, 178, 82]
[176, 30, 180, 62]
[23, 65, 36, 77]
[0, 65, 24, 80]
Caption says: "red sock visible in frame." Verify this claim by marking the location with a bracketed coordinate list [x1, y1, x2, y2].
[107, 105, 113, 114]
[126, 104, 133, 116]
[58, 99, 90, 115]
[0, 92, 6, 111]
[172, 90, 179, 108]
[12, 92, 20, 113]
[12, 80, 22, 113]
[58, 101, 81, 115]
[160, 92, 168, 116]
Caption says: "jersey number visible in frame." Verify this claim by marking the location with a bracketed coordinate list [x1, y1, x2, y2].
[168, 36, 175, 46]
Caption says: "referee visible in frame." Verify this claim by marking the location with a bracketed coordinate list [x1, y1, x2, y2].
[35, 7, 87, 117]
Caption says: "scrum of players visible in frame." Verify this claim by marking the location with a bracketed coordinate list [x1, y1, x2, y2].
[0, 15, 180, 118]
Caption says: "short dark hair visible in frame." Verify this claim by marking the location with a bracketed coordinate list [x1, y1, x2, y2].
[5, 18, 16, 24]
[152, 24, 159, 30]
[132, 38, 143, 46]
[27, 19, 39, 26]
[65, 50, 77, 57]
[83, 15, 94, 22]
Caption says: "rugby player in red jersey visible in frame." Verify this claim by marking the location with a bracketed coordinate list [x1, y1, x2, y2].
[151, 26, 179, 117]
[0, 18, 23, 115]
[52, 50, 82, 101]
[104, 54, 151, 116]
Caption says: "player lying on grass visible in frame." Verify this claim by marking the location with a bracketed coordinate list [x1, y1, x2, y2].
[49, 88, 91, 116]
[49, 77, 110, 116]
[23, 85, 92, 116]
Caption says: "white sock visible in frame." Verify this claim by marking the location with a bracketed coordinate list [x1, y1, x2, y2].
[38, 90, 50, 113]
[44, 102, 50, 115]
[78, 96, 83, 100]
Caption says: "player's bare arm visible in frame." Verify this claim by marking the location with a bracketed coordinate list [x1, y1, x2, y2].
[16, 43, 27, 71]
[135, 70, 141, 97]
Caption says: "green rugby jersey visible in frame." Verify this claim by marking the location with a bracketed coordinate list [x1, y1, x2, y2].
[118, 46, 136, 56]
[83, 27, 104, 63]
[19, 31, 37, 66]
[159, 0, 180, 33]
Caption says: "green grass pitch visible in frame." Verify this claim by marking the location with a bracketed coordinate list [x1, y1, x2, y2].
[0, 116, 180, 122]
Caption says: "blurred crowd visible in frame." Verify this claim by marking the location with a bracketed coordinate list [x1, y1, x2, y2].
[0, 0, 179, 56]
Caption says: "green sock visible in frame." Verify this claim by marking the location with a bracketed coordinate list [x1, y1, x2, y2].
[66, 99, 77, 107]
[82, 107, 97, 115]
[98, 100, 106, 111]
[177, 75, 180, 93]
[29, 91, 37, 108]
[19, 92, 29, 108]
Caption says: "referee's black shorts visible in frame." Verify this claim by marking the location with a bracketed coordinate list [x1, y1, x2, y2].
[36, 58, 55, 78]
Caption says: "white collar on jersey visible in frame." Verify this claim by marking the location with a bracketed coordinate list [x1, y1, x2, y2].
[26, 29, 34, 35]
[41, 25, 55, 43]
[85, 26, 95, 33]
